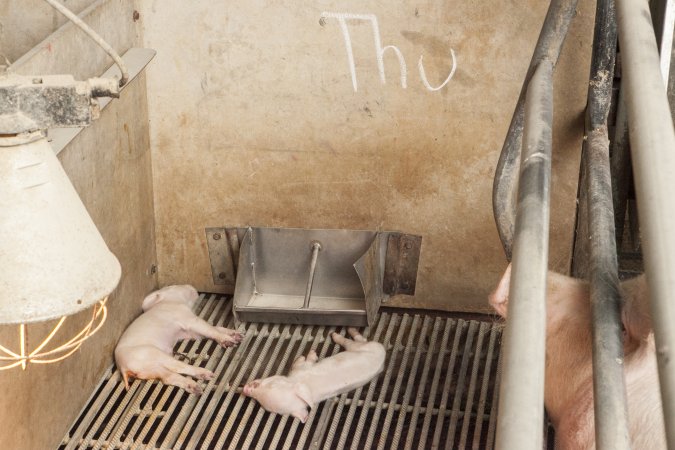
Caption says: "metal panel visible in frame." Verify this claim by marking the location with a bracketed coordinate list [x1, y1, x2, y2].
[59, 294, 506, 449]
[205, 227, 237, 287]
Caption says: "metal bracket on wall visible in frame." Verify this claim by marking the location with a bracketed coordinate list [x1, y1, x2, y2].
[205, 227, 422, 327]
[383, 233, 422, 297]
[205, 227, 241, 288]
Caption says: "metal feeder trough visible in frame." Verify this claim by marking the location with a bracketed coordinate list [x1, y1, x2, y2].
[206, 227, 421, 327]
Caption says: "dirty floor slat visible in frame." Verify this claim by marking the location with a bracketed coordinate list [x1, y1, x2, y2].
[59, 294, 504, 449]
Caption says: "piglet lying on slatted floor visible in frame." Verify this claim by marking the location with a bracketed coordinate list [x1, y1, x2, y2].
[114, 285, 243, 395]
[242, 328, 385, 422]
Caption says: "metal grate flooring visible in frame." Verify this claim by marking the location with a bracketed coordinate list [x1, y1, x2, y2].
[59, 294, 504, 450]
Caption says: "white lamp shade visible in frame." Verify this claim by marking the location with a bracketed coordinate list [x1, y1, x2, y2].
[0, 134, 121, 324]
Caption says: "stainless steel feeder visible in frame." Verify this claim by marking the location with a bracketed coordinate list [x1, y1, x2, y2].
[206, 227, 422, 327]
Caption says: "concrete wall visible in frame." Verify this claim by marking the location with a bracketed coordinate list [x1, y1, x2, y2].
[0, 0, 97, 63]
[0, 1, 156, 449]
[140, 1, 594, 312]
[0, 0, 595, 447]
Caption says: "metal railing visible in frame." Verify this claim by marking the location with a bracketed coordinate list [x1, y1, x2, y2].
[617, 0, 675, 447]
[493, 0, 675, 448]
[492, 2, 578, 449]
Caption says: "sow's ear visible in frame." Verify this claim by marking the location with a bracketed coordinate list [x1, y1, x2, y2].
[489, 264, 512, 318]
[621, 274, 652, 342]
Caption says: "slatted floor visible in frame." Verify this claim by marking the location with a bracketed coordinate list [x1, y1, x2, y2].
[59, 294, 504, 449]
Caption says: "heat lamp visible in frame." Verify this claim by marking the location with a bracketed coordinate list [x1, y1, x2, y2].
[0, 0, 130, 370]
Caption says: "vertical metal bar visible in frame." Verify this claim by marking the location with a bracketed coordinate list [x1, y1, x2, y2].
[587, 126, 631, 448]
[495, 59, 553, 450]
[303, 241, 322, 309]
[582, 0, 632, 448]
[617, 0, 675, 446]
[650, 0, 675, 83]
[610, 90, 631, 252]
[492, 0, 579, 259]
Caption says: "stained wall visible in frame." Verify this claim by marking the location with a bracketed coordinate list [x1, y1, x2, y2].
[140, 1, 594, 312]
[0, 1, 156, 449]
[0, 0, 97, 63]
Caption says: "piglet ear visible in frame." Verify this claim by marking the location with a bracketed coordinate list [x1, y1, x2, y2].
[621, 274, 652, 342]
[291, 407, 309, 423]
[142, 291, 163, 311]
[294, 383, 314, 410]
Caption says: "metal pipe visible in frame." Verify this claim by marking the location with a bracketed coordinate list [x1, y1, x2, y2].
[302, 241, 322, 309]
[649, 0, 675, 83]
[492, 0, 579, 260]
[495, 60, 553, 450]
[42, 0, 130, 87]
[586, 129, 631, 449]
[617, 0, 675, 447]
[610, 89, 631, 251]
[583, 1, 631, 448]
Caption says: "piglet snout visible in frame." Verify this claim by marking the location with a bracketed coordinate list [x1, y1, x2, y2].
[242, 380, 260, 397]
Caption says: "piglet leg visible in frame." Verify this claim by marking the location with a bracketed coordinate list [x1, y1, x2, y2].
[347, 328, 367, 342]
[187, 317, 244, 347]
[331, 331, 360, 351]
[161, 371, 206, 396]
[163, 357, 215, 381]
[291, 350, 318, 372]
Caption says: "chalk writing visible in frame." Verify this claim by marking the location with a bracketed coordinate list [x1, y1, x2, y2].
[419, 50, 457, 91]
[320, 12, 457, 92]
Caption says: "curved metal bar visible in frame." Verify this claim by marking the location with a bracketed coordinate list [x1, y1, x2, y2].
[495, 60, 553, 450]
[492, 0, 579, 260]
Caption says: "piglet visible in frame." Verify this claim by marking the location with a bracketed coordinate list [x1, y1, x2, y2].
[489, 264, 665, 449]
[114, 284, 243, 395]
[242, 328, 385, 422]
